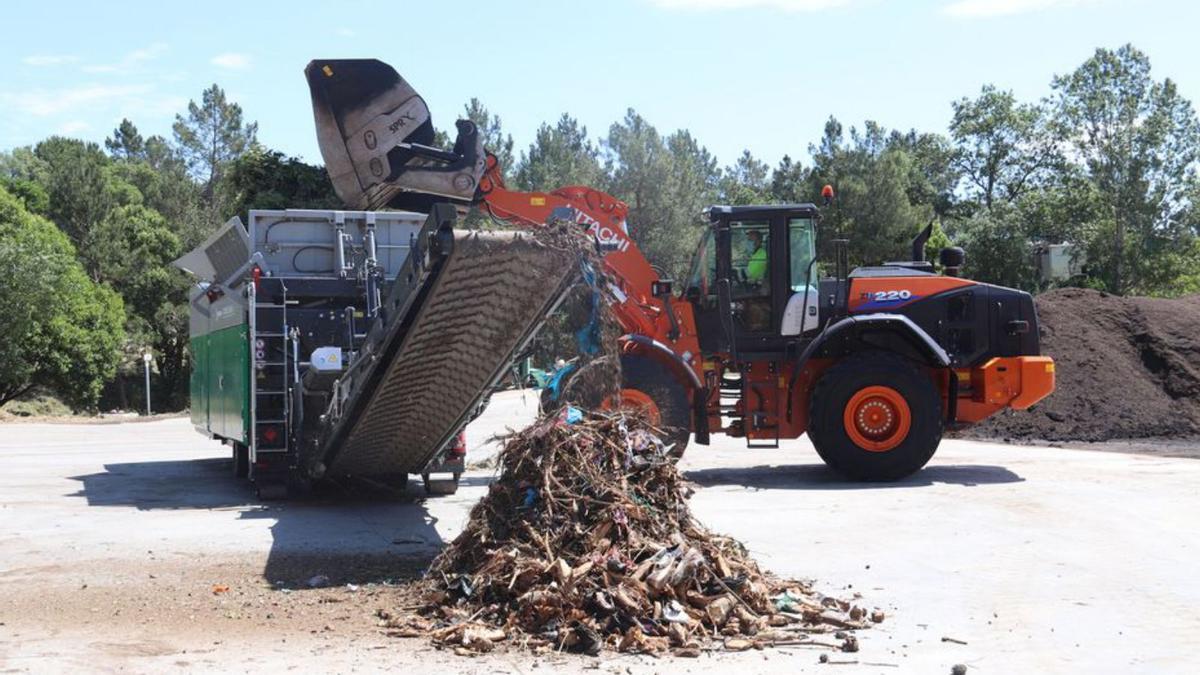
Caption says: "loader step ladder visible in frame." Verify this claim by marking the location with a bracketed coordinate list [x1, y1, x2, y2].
[718, 371, 780, 449]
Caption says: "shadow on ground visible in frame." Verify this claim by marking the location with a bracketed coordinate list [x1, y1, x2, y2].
[685, 462, 1023, 490]
[67, 456, 444, 585]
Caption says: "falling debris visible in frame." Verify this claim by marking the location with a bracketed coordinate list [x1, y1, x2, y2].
[384, 408, 878, 656]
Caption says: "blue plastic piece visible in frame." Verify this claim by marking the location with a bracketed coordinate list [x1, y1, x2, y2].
[520, 486, 538, 510]
[544, 362, 578, 404]
[574, 258, 603, 356]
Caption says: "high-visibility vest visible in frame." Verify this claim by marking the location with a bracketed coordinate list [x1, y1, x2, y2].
[747, 246, 767, 281]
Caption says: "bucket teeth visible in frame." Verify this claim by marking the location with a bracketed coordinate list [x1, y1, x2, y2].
[306, 59, 485, 211]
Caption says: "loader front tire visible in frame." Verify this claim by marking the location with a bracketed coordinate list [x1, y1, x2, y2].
[808, 352, 942, 481]
[618, 354, 691, 458]
[555, 354, 692, 457]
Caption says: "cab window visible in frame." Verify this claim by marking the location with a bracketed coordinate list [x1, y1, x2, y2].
[730, 220, 770, 297]
[730, 220, 772, 332]
[788, 217, 817, 291]
[685, 229, 717, 308]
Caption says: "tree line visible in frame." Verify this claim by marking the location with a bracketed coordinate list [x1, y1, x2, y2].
[1, 43, 1197, 413]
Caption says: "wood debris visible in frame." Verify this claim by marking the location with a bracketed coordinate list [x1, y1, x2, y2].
[387, 408, 879, 656]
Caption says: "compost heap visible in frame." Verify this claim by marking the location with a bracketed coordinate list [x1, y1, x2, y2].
[386, 409, 877, 657]
[965, 288, 1200, 442]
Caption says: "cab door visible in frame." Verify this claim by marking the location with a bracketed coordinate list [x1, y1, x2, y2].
[683, 228, 727, 353]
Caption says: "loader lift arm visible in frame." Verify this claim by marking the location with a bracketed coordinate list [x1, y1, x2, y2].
[476, 153, 691, 350]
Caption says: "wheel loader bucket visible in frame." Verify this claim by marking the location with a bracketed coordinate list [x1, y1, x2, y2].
[305, 59, 485, 211]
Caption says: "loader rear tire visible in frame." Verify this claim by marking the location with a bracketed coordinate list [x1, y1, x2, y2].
[808, 352, 942, 481]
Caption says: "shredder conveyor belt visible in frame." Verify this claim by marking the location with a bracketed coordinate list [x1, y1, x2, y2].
[324, 228, 575, 477]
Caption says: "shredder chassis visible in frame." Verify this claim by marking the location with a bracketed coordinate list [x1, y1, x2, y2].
[182, 205, 576, 497]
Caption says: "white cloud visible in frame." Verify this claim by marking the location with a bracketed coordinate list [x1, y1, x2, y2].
[82, 43, 168, 75]
[58, 120, 91, 135]
[127, 43, 168, 63]
[942, 0, 1093, 17]
[211, 52, 251, 70]
[119, 94, 188, 118]
[649, 0, 847, 10]
[0, 84, 151, 117]
[336, 27, 355, 37]
[22, 54, 78, 67]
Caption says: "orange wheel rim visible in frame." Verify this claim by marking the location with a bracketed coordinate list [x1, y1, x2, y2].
[600, 388, 661, 425]
[843, 385, 911, 452]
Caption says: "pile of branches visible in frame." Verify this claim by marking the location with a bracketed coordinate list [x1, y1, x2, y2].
[385, 409, 882, 657]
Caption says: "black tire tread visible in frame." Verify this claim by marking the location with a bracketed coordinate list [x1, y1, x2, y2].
[808, 351, 943, 481]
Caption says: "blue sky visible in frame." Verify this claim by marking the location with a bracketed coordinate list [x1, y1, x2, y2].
[2, 0, 1197, 170]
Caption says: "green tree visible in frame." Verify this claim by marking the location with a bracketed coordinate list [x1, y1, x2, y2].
[808, 118, 932, 265]
[89, 204, 193, 409]
[32, 137, 121, 252]
[950, 85, 1056, 209]
[605, 110, 672, 261]
[223, 146, 341, 219]
[956, 203, 1040, 291]
[604, 111, 720, 280]
[173, 84, 258, 216]
[1051, 44, 1200, 294]
[107, 126, 211, 250]
[769, 154, 809, 203]
[0, 187, 124, 408]
[718, 150, 771, 205]
[105, 118, 146, 160]
[0, 176, 49, 215]
[514, 114, 605, 191]
[656, 130, 721, 278]
[889, 129, 959, 218]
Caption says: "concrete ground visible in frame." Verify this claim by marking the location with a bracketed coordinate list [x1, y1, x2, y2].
[1, 389, 1198, 673]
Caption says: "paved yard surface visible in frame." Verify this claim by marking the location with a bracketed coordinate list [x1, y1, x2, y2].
[1, 390, 1197, 673]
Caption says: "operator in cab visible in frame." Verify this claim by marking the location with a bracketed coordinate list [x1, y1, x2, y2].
[736, 227, 771, 332]
[746, 230, 767, 283]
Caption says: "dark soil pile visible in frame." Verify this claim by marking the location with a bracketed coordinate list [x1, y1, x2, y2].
[385, 410, 877, 657]
[965, 288, 1200, 442]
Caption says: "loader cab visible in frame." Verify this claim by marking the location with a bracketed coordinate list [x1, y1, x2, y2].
[684, 204, 820, 355]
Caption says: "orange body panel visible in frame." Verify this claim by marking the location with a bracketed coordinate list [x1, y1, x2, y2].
[703, 357, 833, 440]
[955, 356, 1056, 423]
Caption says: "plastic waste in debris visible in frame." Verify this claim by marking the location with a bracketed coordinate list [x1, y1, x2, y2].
[560, 406, 584, 425]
